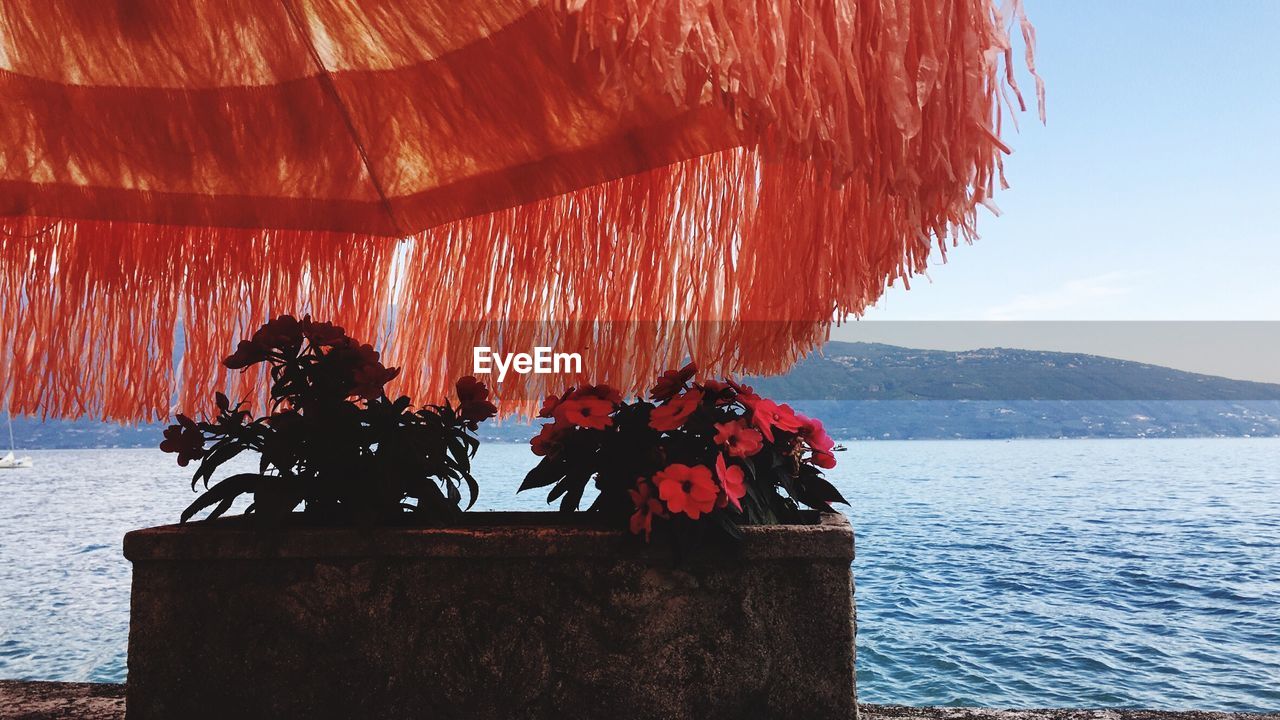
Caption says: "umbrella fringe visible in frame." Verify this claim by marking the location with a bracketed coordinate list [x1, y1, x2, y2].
[563, 0, 1044, 177]
[2, 142, 985, 422]
[0, 0, 1037, 422]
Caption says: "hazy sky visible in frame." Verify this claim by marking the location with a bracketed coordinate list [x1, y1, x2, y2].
[832, 1, 1280, 382]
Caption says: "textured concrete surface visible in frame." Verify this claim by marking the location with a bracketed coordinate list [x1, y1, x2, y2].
[2, 682, 1276, 720]
[0, 681, 124, 720]
[123, 512, 857, 719]
[122, 510, 855, 561]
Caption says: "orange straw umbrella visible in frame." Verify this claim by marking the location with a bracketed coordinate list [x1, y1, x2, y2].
[0, 0, 1041, 420]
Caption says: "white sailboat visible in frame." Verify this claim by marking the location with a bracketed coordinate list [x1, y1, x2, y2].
[0, 412, 32, 469]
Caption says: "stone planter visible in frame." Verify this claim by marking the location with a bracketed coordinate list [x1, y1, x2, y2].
[124, 511, 856, 720]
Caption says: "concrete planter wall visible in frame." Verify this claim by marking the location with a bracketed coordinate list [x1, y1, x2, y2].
[124, 511, 856, 720]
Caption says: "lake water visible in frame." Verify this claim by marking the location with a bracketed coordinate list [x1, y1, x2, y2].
[1, 439, 1278, 711]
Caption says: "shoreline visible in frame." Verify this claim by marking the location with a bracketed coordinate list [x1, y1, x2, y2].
[2, 681, 1277, 720]
[10, 435, 1280, 452]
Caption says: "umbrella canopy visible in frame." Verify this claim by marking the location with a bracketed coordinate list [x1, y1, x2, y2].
[0, 0, 1041, 420]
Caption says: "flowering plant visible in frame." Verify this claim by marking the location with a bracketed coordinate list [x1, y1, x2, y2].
[162, 315, 497, 524]
[520, 363, 845, 541]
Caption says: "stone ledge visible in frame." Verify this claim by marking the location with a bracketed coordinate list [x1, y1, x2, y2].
[122, 511, 855, 562]
[2, 682, 1276, 720]
[0, 681, 124, 720]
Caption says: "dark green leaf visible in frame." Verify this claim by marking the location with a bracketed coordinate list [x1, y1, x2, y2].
[181, 473, 262, 523]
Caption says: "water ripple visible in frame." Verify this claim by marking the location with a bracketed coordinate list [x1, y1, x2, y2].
[838, 438, 1280, 712]
[0, 440, 1278, 711]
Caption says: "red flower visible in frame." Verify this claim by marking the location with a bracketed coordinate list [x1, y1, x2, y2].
[530, 423, 563, 456]
[223, 340, 268, 370]
[699, 378, 730, 393]
[715, 454, 747, 512]
[713, 419, 764, 458]
[573, 384, 622, 405]
[655, 463, 718, 520]
[811, 450, 837, 469]
[456, 375, 487, 406]
[461, 401, 497, 425]
[628, 479, 666, 541]
[538, 392, 568, 419]
[160, 414, 204, 467]
[299, 315, 347, 346]
[530, 421, 569, 457]
[352, 361, 400, 400]
[794, 413, 837, 468]
[650, 362, 697, 401]
[539, 385, 619, 422]
[250, 314, 303, 351]
[698, 378, 736, 404]
[648, 388, 703, 432]
[454, 376, 498, 424]
[796, 414, 835, 453]
[326, 337, 379, 365]
[555, 397, 614, 430]
[321, 340, 398, 400]
[743, 396, 802, 442]
[322, 338, 379, 379]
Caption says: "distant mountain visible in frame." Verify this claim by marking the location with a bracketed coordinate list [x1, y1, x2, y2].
[741, 342, 1280, 440]
[744, 342, 1280, 401]
[10, 342, 1280, 447]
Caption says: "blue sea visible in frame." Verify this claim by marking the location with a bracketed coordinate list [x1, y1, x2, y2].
[1, 439, 1278, 711]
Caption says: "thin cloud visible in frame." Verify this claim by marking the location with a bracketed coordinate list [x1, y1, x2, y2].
[982, 272, 1138, 321]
